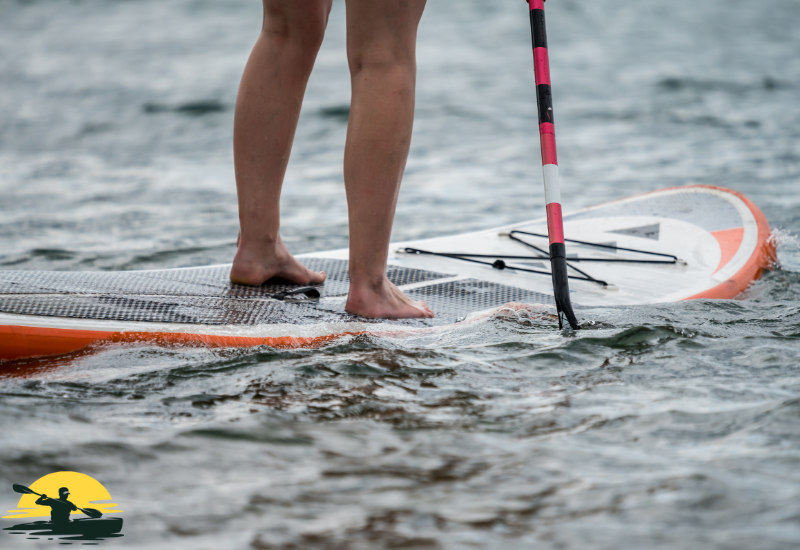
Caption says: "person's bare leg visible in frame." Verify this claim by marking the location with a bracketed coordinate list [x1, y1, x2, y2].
[343, 0, 432, 319]
[230, 0, 331, 286]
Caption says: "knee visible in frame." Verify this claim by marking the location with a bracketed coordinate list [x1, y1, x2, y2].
[347, 40, 416, 79]
[262, 3, 330, 60]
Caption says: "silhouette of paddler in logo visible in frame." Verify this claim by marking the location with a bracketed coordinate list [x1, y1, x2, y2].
[4, 474, 123, 542]
[34, 487, 77, 525]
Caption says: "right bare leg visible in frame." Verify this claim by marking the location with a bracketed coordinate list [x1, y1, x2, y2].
[342, 0, 433, 319]
[230, 0, 332, 286]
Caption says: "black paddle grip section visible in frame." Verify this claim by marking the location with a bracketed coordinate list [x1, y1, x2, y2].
[536, 84, 554, 125]
[549, 243, 580, 330]
[529, 9, 548, 49]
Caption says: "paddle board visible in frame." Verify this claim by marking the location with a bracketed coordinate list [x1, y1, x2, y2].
[0, 185, 776, 363]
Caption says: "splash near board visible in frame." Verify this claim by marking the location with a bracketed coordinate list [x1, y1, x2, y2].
[0, 186, 775, 363]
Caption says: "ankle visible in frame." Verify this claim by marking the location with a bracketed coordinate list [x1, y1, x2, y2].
[348, 271, 388, 293]
[238, 233, 282, 253]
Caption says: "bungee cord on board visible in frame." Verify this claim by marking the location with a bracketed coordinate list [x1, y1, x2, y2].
[401, 231, 681, 290]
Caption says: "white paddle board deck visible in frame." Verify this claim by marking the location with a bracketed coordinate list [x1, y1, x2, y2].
[0, 185, 775, 363]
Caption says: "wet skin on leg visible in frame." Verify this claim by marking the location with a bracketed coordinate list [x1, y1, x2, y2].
[342, 0, 432, 319]
[230, 0, 331, 286]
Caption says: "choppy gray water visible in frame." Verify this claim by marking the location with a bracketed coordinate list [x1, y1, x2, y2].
[1, 0, 800, 548]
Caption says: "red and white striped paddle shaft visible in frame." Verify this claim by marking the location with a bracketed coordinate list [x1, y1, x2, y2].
[529, 0, 563, 246]
[528, 0, 579, 329]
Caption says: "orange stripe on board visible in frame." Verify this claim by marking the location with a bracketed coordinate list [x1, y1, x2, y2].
[552, 184, 775, 300]
[711, 227, 744, 275]
[0, 302, 544, 367]
[685, 189, 776, 300]
[0, 324, 360, 363]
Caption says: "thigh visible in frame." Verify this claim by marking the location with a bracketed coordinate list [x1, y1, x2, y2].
[345, 0, 427, 62]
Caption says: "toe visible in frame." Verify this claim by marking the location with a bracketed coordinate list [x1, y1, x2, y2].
[419, 300, 434, 318]
[308, 269, 326, 284]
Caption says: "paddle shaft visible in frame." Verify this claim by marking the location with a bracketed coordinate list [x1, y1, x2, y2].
[527, 0, 579, 329]
[12, 484, 102, 519]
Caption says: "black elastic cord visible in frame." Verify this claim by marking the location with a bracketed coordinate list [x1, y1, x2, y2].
[402, 229, 680, 290]
[395, 251, 670, 264]
[506, 233, 606, 286]
[404, 253, 550, 261]
[402, 247, 608, 286]
[509, 230, 679, 262]
[412, 239, 678, 265]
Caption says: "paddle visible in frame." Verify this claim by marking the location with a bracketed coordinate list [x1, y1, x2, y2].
[526, 0, 580, 329]
[12, 484, 103, 519]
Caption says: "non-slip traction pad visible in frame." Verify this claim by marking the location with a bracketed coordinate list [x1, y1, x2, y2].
[0, 258, 553, 326]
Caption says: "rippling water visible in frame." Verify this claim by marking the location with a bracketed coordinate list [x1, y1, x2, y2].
[1, 0, 800, 548]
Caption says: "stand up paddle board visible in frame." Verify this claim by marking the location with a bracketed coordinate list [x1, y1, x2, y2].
[0, 186, 775, 363]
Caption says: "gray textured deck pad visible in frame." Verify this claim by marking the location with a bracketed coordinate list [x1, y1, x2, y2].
[0, 258, 452, 299]
[0, 294, 348, 326]
[0, 263, 554, 327]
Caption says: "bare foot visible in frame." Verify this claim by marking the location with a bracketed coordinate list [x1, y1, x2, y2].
[230, 235, 326, 286]
[346, 276, 434, 319]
